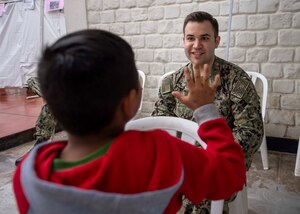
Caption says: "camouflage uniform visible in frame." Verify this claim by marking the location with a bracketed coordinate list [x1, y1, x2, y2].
[152, 56, 263, 214]
[27, 77, 57, 142]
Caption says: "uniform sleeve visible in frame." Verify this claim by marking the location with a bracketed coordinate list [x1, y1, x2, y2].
[151, 74, 177, 117]
[178, 116, 246, 203]
[230, 73, 264, 170]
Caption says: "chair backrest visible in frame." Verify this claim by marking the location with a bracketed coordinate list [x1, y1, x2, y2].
[158, 70, 176, 89]
[125, 116, 206, 148]
[245, 71, 268, 120]
[138, 70, 145, 111]
[125, 116, 224, 214]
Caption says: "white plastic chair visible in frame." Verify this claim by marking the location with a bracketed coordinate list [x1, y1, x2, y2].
[158, 70, 176, 89]
[159, 71, 269, 170]
[138, 70, 145, 111]
[157, 71, 263, 214]
[228, 185, 248, 214]
[125, 116, 224, 214]
[227, 72, 268, 214]
[246, 71, 269, 170]
[295, 137, 300, 176]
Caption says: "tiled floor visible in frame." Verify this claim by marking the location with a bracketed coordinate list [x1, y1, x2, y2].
[247, 152, 300, 214]
[0, 87, 43, 150]
[0, 135, 299, 214]
[0, 87, 300, 213]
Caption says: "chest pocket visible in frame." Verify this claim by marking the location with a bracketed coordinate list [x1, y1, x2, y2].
[173, 87, 193, 119]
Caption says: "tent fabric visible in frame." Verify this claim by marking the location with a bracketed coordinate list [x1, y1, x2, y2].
[0, 0, 66, 87]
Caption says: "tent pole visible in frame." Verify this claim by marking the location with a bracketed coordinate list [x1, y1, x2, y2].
[40, 0, 44, 50]
[225, 0, 233, 61]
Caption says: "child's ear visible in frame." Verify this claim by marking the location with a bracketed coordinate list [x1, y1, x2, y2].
[121, 89, 140, 121]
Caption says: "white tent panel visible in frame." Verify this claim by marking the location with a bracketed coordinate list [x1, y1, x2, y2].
[0, 0, 66, 87]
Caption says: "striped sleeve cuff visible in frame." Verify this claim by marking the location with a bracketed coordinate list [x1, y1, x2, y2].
[193, 103, 221, 125]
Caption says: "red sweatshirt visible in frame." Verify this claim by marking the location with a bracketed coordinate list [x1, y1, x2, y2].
[13, 116, 246, 214]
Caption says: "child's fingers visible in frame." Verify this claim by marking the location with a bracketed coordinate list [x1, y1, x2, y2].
[172, 91, 187, 104]
[202, 64, 210, 86]
[211, 74, 220, 91]
[193, 65, 201, 85]
[173, 67, 192, 106]
[184, 67, 193, 87]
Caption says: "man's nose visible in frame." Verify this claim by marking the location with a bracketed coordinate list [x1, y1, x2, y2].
[193, 39, 202, 48]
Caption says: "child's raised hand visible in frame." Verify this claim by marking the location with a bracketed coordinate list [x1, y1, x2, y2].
[172, 64, 220, 111]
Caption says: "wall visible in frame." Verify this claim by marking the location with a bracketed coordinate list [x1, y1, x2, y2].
[64, 0, 87, 33]
[85, 0, 300, 140]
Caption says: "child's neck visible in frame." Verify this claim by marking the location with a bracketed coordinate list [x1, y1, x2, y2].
[58, 101, 135, 162]
[59, 128, 122, 162]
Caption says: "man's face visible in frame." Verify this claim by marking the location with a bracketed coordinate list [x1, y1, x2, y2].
[183, 21, 220, 67]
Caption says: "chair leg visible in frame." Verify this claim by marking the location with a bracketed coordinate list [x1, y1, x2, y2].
[228, 185, 248, 214]
[211, 200, 224, 214]
[260, 134, 269, 170]
[295, 137, 300, 176]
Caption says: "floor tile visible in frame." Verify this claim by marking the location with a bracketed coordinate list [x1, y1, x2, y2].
[278, 153, 300, 193]
[0, 87, 43, 140]
[247, 152, 300, 214]
[0, 114, 38, 138]
[0, 98, 43, 117]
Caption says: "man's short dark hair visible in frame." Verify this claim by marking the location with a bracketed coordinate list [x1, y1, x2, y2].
[38, 29, 138, 136]
[183, 11, 219, 38]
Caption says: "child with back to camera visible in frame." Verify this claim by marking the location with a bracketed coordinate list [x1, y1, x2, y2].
[13, 29, 246, 214]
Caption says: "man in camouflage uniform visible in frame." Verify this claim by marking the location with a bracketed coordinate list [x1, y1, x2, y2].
[152, 11, 263, 214]
[15, 77, 57, 166]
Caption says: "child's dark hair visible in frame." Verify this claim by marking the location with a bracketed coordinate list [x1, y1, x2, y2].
[38, 29, 139, 136]
[183, 11, 219, 38]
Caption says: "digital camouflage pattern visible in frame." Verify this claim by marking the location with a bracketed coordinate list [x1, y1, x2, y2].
[182, 197, 229, 214]
[152, 56, 263, 214]
[27, 77, 57, 142]
[33, 104, 57, 142]
[27, 77, 43, 97]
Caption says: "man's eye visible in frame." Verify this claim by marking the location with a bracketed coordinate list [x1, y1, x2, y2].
[202, 37, 209, 41]
[186, 37, 194, 41]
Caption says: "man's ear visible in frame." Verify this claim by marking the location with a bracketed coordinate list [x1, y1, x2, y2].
[215, 35, 220, 48]
[121, 89, 139, 121]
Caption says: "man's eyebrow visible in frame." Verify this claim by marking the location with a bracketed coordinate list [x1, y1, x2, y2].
[185, 33, 211, 37]
[185, 34, 194, 37]
[200, 34, 211, 37]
